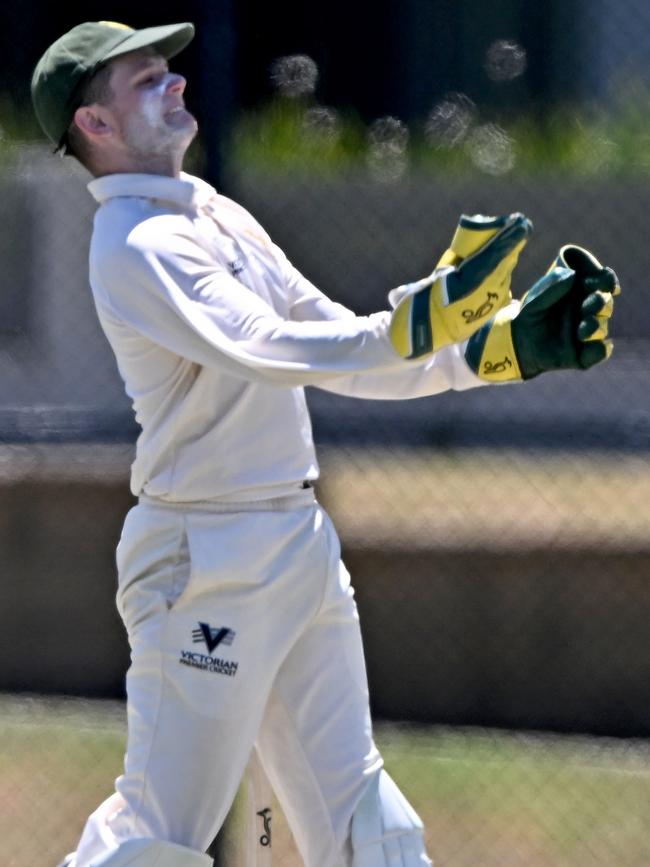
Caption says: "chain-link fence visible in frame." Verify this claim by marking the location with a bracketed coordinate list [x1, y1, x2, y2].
[3, 2, 650, 865]
[2, 695, 649, 867]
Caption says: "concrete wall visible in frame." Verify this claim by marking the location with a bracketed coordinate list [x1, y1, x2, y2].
[349, 547, 650, 736]
[2, 445, 648, 737]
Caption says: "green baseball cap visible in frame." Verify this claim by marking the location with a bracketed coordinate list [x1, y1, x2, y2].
[31, 20, 195, 147]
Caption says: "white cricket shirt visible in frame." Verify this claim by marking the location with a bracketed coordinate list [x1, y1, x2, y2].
[87, 172, 482, 503]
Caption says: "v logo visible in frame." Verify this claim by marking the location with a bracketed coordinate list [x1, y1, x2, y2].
[192, 622, 235, 655]
[200, 623, 230, 654]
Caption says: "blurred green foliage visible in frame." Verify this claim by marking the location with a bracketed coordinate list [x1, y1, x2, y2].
[6, 83, 650, 178]
[228, 88, 650, 179]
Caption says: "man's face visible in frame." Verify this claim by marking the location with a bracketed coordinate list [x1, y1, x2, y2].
[100, 48, 198, 161]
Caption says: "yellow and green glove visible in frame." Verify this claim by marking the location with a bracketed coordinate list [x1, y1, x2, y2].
[389, 213, 533, 359]
[464, 245, 620, 382]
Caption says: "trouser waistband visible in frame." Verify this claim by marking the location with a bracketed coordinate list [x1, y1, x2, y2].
[139, 485, 316, 514]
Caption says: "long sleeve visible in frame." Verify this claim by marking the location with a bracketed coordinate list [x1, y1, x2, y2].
[272, 247, 485, 399]
[312, 342, 485, 399]
[92, 220, 400, 388]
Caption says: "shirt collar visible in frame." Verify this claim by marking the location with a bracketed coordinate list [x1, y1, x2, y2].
[87, 172, 217, 209]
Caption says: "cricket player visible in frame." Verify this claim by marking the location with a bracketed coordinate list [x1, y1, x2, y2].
[31, 20, 619, 867]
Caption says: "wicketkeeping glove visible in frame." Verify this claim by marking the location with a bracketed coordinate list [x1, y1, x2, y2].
[389, 213, 533, 359]
[464, 245, 621, 382]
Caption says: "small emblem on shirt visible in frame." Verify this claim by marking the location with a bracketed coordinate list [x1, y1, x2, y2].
[229, 258, 246, 276]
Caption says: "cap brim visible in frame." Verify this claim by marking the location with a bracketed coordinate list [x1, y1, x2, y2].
[102, 22, 195, 64]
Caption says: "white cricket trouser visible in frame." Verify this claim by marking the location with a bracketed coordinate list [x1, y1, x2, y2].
[75, 493, 384, 867]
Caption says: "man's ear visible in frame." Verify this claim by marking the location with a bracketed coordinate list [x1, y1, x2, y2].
[73, 105, 113, 143]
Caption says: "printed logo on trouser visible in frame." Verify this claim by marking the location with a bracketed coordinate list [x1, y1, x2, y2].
[178, 621, 239, 676]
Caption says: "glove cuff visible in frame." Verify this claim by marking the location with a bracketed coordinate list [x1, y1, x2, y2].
[464, 301, 522, 382]
[437, 214, 512, 268]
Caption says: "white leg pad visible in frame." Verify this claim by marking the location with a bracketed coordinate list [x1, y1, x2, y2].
[90, 839, 212, 867]
[349, 770, 432, 866]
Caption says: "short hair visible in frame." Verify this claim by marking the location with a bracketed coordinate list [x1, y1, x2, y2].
[62, 63, 114, 168]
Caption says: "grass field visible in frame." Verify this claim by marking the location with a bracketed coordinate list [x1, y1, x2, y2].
[1, 696, 648, 867]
